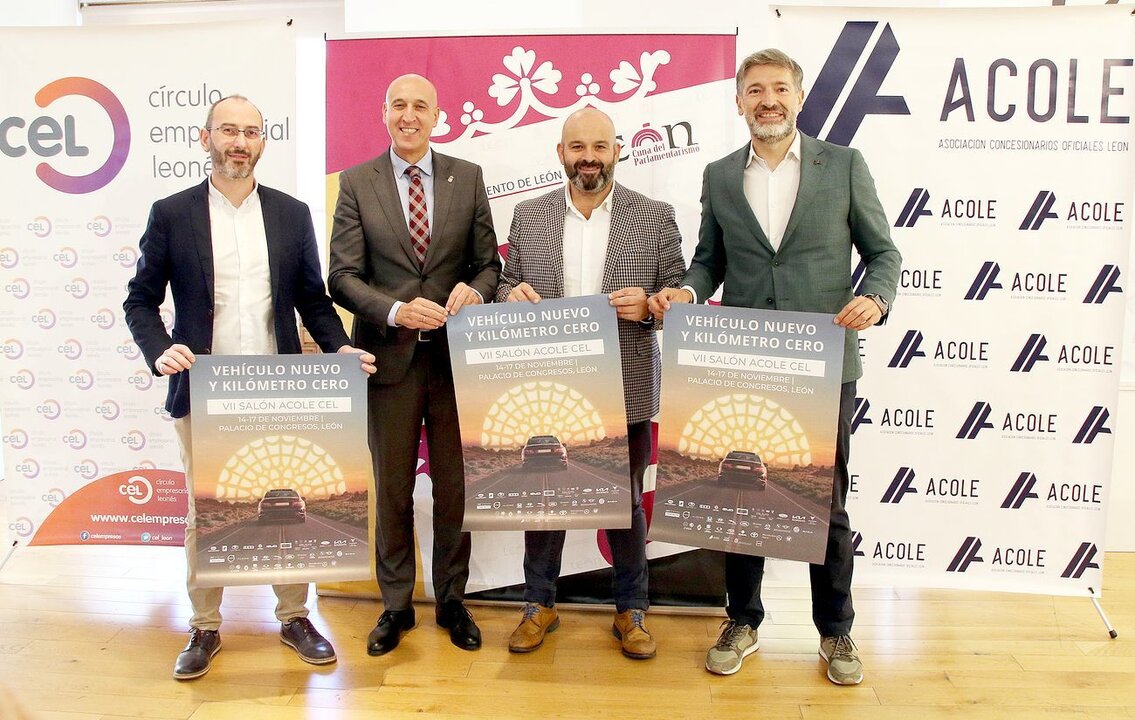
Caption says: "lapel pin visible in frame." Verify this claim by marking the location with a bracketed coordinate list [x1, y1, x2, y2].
[447, 175, 454, 183]
[813, 159, 822, 165]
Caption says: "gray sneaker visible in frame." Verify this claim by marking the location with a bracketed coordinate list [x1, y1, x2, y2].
[819, 635, 864, 685]
[705, 620, 759, 675]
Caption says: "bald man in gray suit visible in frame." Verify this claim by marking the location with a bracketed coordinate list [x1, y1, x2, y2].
[650, 48, 901, 685]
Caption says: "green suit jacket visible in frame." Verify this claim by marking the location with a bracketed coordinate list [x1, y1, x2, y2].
[684, 133, 901, 383]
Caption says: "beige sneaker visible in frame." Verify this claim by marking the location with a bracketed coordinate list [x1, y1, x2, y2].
[508, 603, 559, 653]
[612, 609, 656, 659]
[820, 635, 864, 685]
[705, 620, 758, 675]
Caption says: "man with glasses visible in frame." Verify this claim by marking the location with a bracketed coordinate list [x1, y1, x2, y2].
[124, 94, 376, 680]
[328, 74, 501, 656]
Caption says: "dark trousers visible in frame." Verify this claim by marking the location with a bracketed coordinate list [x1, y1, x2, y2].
[725, 381, 856, 636]
[368, 339, 470, 610]
[522, 419, 652, 613]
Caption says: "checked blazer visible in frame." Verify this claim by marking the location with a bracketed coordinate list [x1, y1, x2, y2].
[496, 183, 686, 424]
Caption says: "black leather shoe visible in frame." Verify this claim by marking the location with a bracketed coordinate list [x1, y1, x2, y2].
[436, 601, 482, 651]
[281, 617, 336, 665]
[172, 628, 221, 680]
[366, 608, 416, 656]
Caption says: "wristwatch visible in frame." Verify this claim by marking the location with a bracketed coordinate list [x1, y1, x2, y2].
[863, 293, 889, 316]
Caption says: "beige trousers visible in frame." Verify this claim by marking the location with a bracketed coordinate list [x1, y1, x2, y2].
[174, 416, 309, 630]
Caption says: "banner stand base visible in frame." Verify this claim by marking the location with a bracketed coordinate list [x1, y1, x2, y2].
[1088, 587, 1119, 639]
[0, 541, 18, 574]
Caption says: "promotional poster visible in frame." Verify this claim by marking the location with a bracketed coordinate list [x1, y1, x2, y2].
[448, 296, 631, 532]
[187, 355, 371, 587]
[649, 304, 846, 563]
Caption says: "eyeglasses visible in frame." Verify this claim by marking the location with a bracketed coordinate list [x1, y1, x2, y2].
[207, 125, 263, 140]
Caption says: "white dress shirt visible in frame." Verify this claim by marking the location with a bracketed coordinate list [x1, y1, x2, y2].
[685, 132, 802, 304]
[563, 185, 612, 297]
[743, 130, 802, 252]
[207, 180, 276, 355]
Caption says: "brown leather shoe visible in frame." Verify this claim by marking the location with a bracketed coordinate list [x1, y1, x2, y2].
[508, 603, 559, 653]
[612, 609, 656, 659]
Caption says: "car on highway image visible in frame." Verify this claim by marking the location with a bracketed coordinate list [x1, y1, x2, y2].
[521, 434, 568, 469]
[717, 450, 768, 490]
[257, 488, 307, 523]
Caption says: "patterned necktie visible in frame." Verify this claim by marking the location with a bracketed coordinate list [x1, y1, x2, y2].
[405, 165, 430, 267]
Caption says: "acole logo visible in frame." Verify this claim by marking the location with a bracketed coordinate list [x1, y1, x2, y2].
[1019, 190, 1124, 231]
[947, 536, 984, 573]
[1061, 542, 1100, 579]
[940, 56, 1133, 125]
[880, 466, 917, 503]
[1073, 406, 1111, 445]
[1011, 333, 1115, 373]
[894, 188, 996, 228]
[798, 21, 910, 145]
[1084, 265, 1122, 304]
[850, 396, 872, 434]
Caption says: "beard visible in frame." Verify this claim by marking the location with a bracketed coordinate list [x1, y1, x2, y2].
[746, 105, 797, 144]
[566, 158, 614, 194]
[210, 144, 261, 180]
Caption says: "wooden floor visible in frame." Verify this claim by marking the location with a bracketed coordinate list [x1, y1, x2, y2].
[0, 542, 1132, 720]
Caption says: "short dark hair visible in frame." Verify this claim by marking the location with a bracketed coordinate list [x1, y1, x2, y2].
[735, 49, 804, 94]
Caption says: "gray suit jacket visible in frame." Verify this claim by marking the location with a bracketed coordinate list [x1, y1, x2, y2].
[497, 183, 686, 424]
[684, 134, 901, 383]
[328, 149, 501, 384]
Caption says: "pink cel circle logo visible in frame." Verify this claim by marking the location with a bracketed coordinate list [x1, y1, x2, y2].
[66, 278, 91, 299]
[122, 430, 147, 451]
[91, 308, 115, 329]
[5, 278, 30, 299]
[37, 399, 62, 420]
[3, 428, 29, 449]
[2, 338, 23, 359]
[0, 247, 18, 268]
[130, 369, 154, 391]
[28, 217, 52, 238]
[88, 216, 112, 237]
[32, 309, 57, 329]
[53, 246, 79, 268]
[96, 399, 121, 420]
[62, 429, 87, 450]
[34, 77, 131, 194]
[69, 369, 94, 390]
[114, 246, 138, 268]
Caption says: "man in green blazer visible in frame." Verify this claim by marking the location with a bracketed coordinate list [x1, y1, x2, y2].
[649, 48, 901, 685]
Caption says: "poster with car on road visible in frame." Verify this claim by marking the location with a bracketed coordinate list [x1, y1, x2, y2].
[447, 295, 632, 531]
[648, 304, 844, 562]
[188, 355, 372, 587]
